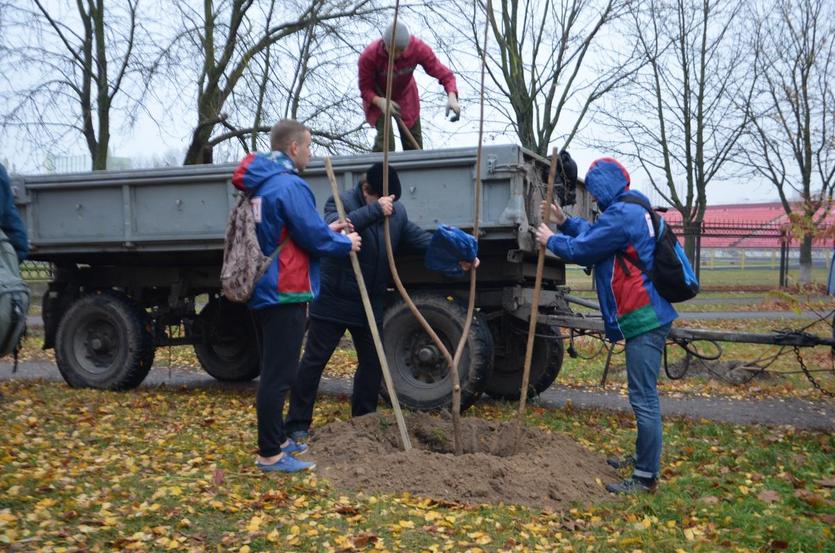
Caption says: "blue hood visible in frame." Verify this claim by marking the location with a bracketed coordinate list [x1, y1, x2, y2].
[232, 151, 298, 194]
[584, 157, 631, 210]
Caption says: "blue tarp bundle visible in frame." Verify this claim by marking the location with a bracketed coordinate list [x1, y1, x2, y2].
[425, 225, 478, 278]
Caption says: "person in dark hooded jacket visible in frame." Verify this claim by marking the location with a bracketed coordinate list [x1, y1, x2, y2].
[286, 163, 476, 440]
[232, 119, 361, 474]
[536, 157, 677, 495]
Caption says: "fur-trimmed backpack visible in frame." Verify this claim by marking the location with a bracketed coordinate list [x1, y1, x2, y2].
[220, 194, 282, 303]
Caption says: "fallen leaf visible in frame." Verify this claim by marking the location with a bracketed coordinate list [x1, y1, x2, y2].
[335, 505, 361, 516]
[814, 478, 835, 488]
[213, 469, 225, 486]
[769, 539, 789, 550]
[352, 532, 378, 547]
[757, 490, 781, 504]
[794, 490, 827, 508]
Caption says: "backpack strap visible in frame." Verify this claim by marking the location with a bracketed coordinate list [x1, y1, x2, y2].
[267, 234, 289, 263]
[616, 195, 659, 275]
[619, 194, 660, 236]
[235, 191, 288, 266]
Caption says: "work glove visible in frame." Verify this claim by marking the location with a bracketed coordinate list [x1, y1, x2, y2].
[445, 92, 460, 122]
[373, 96, 401, 117]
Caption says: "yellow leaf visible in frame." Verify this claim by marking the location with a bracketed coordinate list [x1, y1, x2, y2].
[239, 546, 250, 553]
[398, 520, 415, 529]
[684, 528, 695, 541]
[665, 520, 677, 528]
[739, 485, 749, 495]
[246, 516, 262, 533]
[267, 529, 280, 543]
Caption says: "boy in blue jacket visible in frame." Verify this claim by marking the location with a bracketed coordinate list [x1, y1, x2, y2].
[232, 119, 361, 473]
[0, 163, 28, 262]
[536, 157, 677, 494]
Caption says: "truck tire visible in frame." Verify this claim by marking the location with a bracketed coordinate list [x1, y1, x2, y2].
[381, 293, 493, 411]
[485, 321, 564, 401]
[55, 292, 154, 390]
[194, 298, 260, 382]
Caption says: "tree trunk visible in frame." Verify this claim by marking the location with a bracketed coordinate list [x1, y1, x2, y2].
[683, 220, 700, 267]
[798, 232, 813, 285]
[183, 127, 214, 165]
[184, 88, 221, 165]
[92, 137, 109, 170]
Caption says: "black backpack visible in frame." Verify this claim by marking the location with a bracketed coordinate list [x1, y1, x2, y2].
[616, 195, 699, 303]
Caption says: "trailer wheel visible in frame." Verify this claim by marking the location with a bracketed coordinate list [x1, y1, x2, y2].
[485, 321, 564, 401]
[55, 292, 154, 390]
[381, 293, 493, 411]
[194, 298, 259, 382]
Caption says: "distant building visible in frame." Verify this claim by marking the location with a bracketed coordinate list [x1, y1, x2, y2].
[660, 201, 834, 269]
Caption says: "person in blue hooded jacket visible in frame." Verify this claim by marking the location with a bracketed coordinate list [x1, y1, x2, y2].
[0, 163, 28, 262]
[231, 119, 361, 473]
[536, 157, 677, 494]
[286, 163, 478, 442]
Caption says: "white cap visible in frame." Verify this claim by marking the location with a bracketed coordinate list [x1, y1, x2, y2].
[382, 21, 410, 50]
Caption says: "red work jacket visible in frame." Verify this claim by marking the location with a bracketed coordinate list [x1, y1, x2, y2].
[358, 37, 458, 128]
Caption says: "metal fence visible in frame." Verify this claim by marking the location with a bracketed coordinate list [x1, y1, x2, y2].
[673, 220, 833, 290]
[565, 220, 834, 291]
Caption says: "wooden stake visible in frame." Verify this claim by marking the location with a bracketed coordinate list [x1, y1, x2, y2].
[514, 146, 559, 452]
[393, 115, 421, 150]
[324, 157, 412, 451]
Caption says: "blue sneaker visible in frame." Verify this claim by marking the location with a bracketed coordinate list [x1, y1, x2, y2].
[257, 454, 316, 473]
[289, 430, 309, 443]
[281, 438, 309, 456]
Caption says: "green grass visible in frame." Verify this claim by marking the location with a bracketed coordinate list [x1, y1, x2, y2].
[1, 382, 832, 552]
[565, 266, 831, 291]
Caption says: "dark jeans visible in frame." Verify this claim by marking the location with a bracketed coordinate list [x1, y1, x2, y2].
[286, 317, 383, 434]
[373, 115, 422, 151]
[624, 322, 671, 480]
[252, 303, 307, 457]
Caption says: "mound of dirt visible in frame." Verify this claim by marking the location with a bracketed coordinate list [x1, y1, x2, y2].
[309, 411, 619, 511]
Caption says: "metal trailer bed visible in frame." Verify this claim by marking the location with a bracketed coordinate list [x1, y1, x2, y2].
[14, 145, 590, 408]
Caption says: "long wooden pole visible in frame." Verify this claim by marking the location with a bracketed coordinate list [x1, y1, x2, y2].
[378, 0, 465, 452]
[324, 157, 411, 451]
[514, 147, 559, 451]
[393, 115, 421, 151]
[449, 0, 492, 456]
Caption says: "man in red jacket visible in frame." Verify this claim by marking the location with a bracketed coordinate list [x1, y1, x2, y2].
[358, 20, 460, 151]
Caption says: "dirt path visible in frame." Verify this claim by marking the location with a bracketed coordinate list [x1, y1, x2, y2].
[3, 360, 832, 431]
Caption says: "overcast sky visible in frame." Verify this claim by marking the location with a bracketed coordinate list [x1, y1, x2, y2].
[0, 1, 783, 206]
